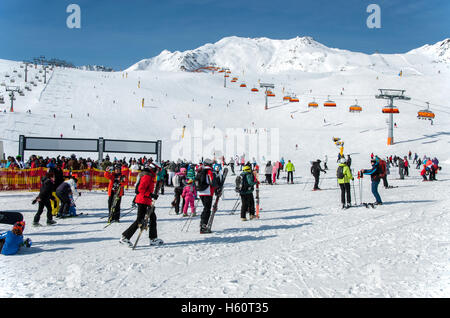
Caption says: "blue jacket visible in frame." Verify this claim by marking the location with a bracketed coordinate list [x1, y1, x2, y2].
[0, 231, 24, 255]
[362, 163, 381, 182]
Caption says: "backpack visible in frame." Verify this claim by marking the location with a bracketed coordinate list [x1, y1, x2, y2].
[172, 174, 181, 188]
[211, 171, 221, 189]
[336, 166, 344, 179]
[195, 169, 209, 191]
[236, 173, 250, 193]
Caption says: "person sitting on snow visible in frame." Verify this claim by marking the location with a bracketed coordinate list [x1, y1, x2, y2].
[0, 221, 32, 256]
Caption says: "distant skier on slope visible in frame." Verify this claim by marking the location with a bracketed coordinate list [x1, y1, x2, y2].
[311, 160, 326, 190]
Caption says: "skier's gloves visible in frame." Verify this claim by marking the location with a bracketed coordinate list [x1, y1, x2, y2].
[24, 238, 32, 248]
[151, 193, 159, 200]
[79, 192, 82, 196]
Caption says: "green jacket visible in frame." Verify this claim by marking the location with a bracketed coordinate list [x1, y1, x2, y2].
[284, 162, 295, 172]
[240, 171, 257, 194]
[337, 164, 354, 184]
[157, 168, 166, 181]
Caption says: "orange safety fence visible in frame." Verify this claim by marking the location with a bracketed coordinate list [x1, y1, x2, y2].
[0, 168, 140, 192]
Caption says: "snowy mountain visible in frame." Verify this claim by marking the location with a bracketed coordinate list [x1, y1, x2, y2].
[407, 38, 450, 63]
[127, 36, 448, 74]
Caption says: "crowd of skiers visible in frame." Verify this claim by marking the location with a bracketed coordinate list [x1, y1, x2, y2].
[0, 149, 443, 254]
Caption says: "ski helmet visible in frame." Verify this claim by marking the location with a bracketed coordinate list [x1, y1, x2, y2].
[13, 221, 25, 235]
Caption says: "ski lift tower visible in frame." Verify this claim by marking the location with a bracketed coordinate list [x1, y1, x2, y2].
[23, 61, 32, 83]
[260, 83, 275, 110]
[375, 89, 410, 145]
[6, 86, 20, 112]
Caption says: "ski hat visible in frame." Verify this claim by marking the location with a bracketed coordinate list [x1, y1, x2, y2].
[243, 165, 252, 172]
[203, 159, 213, 166]
[180, 167, 187, 174]
[12, 221, 25, 235]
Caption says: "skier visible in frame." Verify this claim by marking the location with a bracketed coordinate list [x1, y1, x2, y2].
[104, 165, 128, 223]
[181, 179, 197, 217]
[337, 158, 354, 209]
[311, 160, 326, 190]
[284, 160, 295, 184]
[360, 158, 383, 205]
[398, 157, 405, 180]
[195, 159, 216, 234]
[55, 175, 79, 218]
[278, 157, 285, 179]
[156, 164, 166, 195]
[171, 168, 187, 215]
[120, 164, 162, 247]
[347, 155, 352, 169]
[378, 157, 389, 189]
[32, 172, 57, 226]
[264, 161, 273, 185]
[228, 157, 235, 175]
[404, 156, 410, 177]
[238, 165, 257, 221]
[0, 221, 32, 255]
[272, 162, 278, 185]
[420, 165, 428, 181]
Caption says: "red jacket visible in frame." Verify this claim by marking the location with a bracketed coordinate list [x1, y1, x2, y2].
[104, 171, 128, 197]
[135, 172, 156, 205]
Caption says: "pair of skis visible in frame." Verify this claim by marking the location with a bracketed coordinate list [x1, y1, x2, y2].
[205, 167, 229, 233]
[132, 179, 162, 250]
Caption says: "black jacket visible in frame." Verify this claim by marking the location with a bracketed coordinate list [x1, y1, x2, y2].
[39, 177, 56, 201]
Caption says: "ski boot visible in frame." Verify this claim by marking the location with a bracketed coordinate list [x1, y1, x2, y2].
[119, 236, 133, 247]
[149, 238, 164, 246]
[46, 220, 57, 225]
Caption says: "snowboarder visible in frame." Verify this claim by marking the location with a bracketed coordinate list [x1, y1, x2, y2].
[360, 158, 383, 205]
[120, 164, 162, 247]
[337, 158, 354, 209]
[311, 160, 326, 190]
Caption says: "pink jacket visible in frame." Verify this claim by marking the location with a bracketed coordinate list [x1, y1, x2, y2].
[182, 184, 197, 200]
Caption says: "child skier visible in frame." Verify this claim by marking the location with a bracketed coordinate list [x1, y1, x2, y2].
[181, 179, 197, 217]
[0, 221, 32, 255]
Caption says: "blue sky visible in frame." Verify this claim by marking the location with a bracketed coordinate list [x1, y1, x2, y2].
[1, 0, 448, 70]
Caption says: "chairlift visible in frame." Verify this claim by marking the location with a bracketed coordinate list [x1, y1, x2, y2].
[349, 99, 362, 113]
[289, 96, 299, 102]
[417, 102, 435, 120]
[240, 83, 247, 88]
[382, 107, 399, 114]
[324, 95, 336, 107]
[266, 90, 275, 97]
[251, 87, 259, 92]
[308, 98, 318, 108]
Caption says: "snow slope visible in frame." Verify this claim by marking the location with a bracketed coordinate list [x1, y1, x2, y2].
[1, 36, 450, 298]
